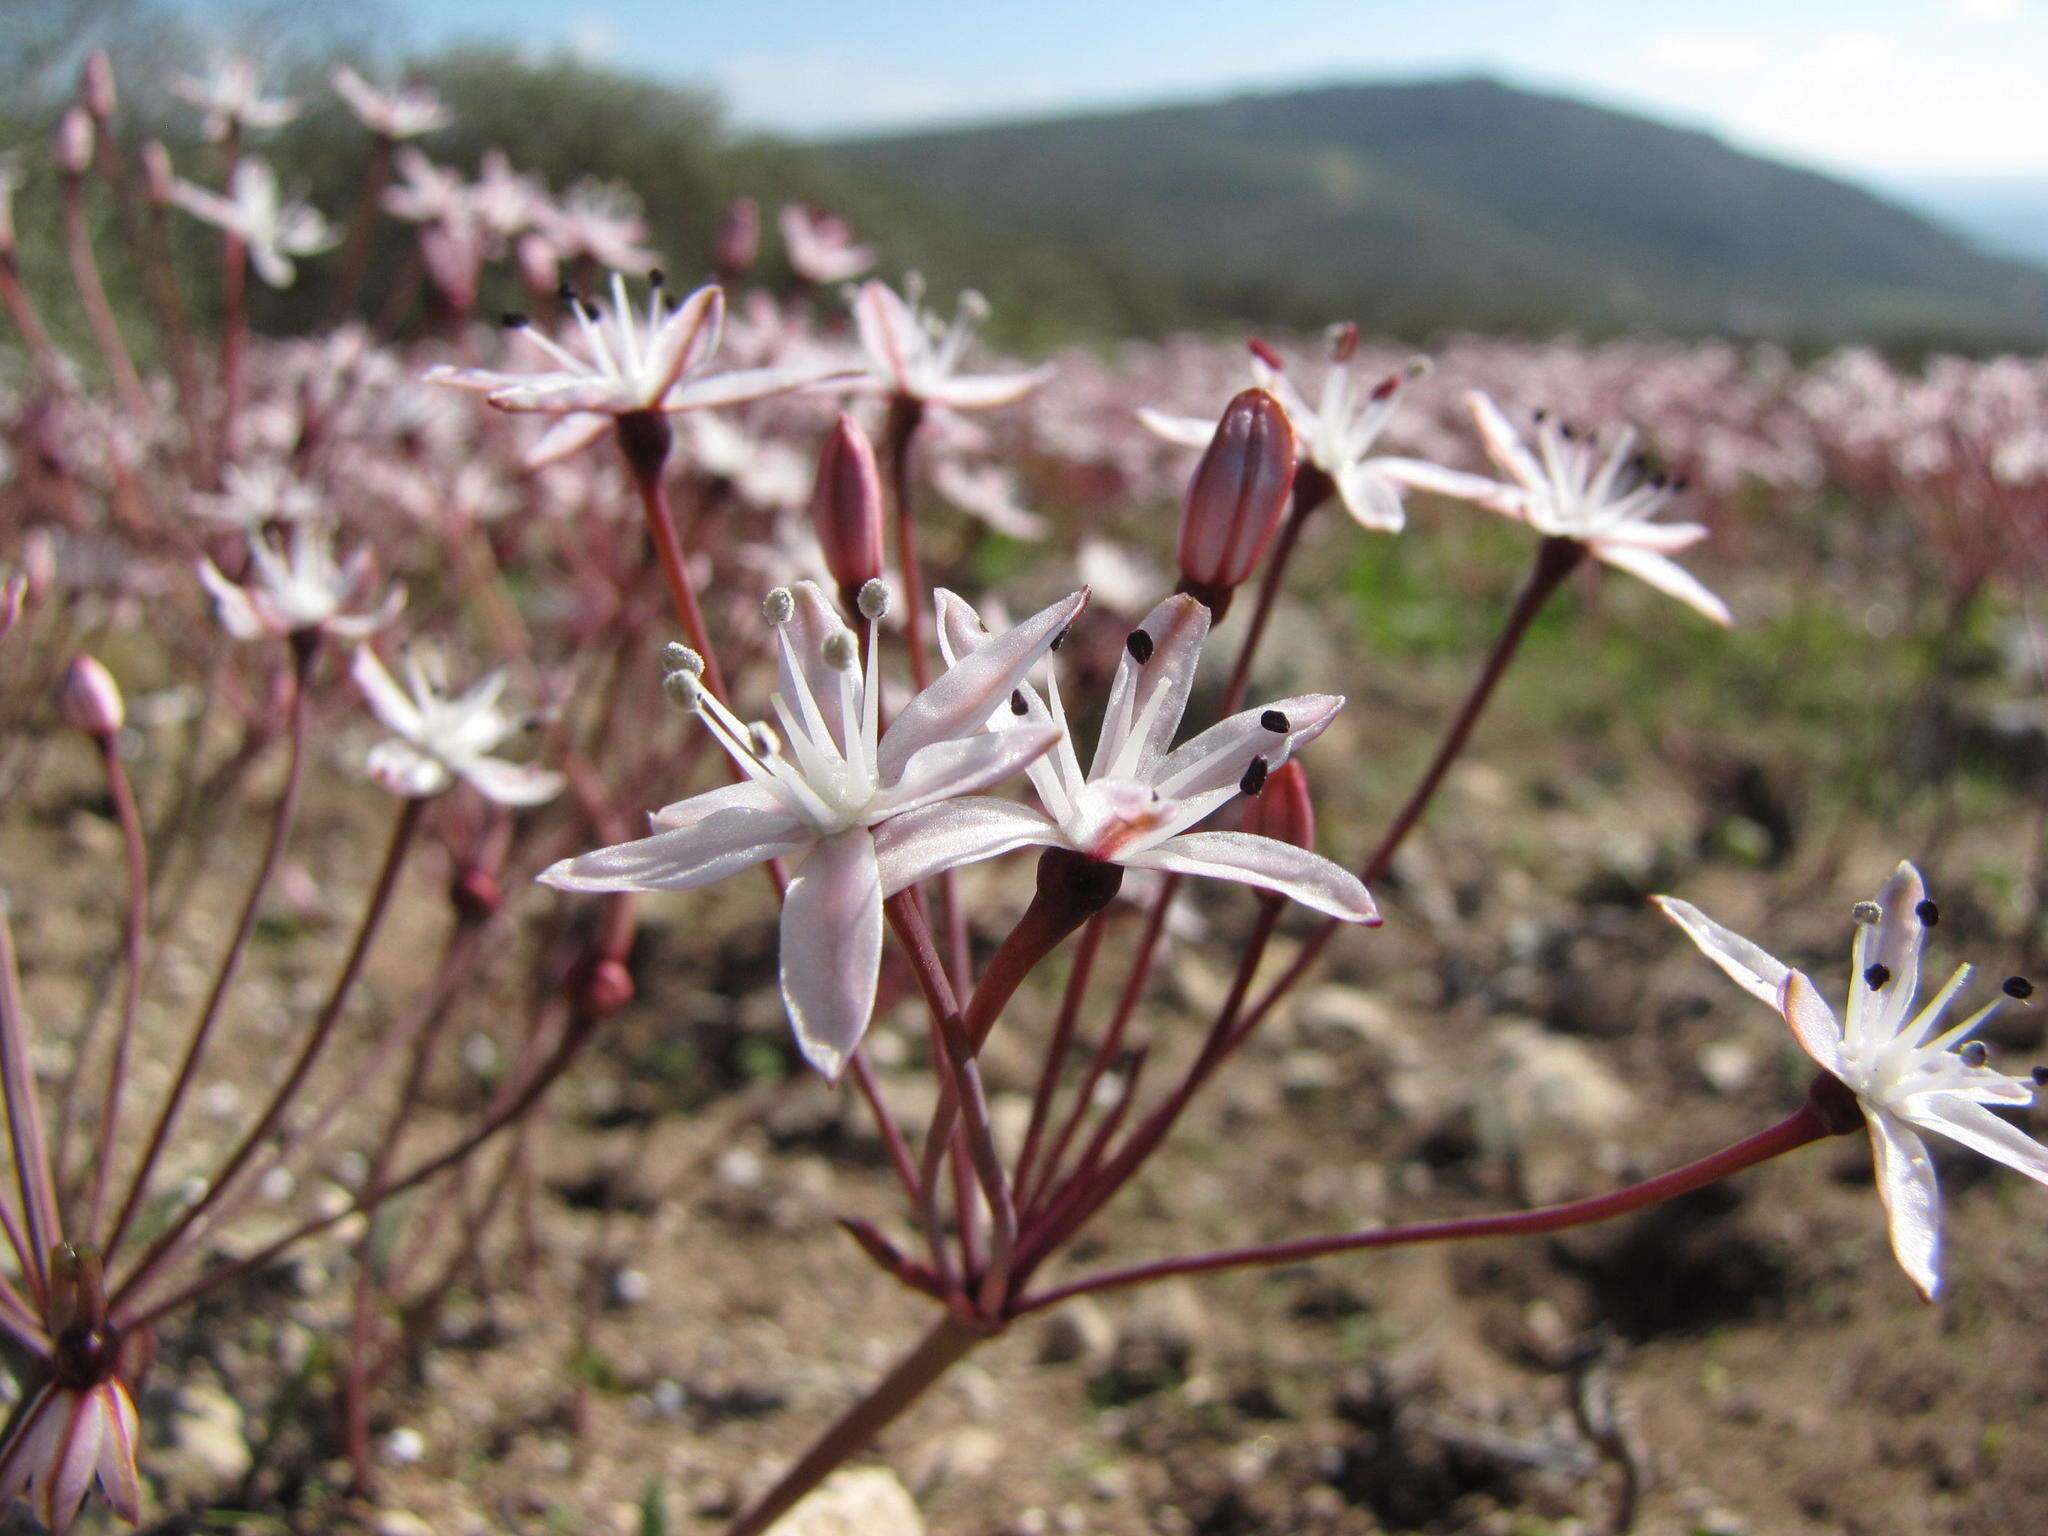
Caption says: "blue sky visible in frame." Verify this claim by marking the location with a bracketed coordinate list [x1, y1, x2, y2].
[353, 0, 2048, 175]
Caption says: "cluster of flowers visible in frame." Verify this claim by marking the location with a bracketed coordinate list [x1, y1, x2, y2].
[0, 48, 2044, 1534]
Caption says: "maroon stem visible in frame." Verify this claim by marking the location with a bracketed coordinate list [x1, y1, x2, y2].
[111, 795, 424, 1314]
[1017, 1090, 1848, 1314]
[84, 733, 150, 1241]
[103, 637, 315, 1256]
[617, 411, 728, 700]
[0, 253, 72, 393]
[720, 1314, 987, 1536]
[0, 914, 61, 1306]
[59, 174, 150, 423]
[1011, 911, 1107, 1209]
[882, 394, 930, 687]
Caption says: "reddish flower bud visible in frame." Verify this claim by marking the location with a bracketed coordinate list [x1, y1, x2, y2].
[515, 231, 558, 301]
[715, 196, 760, 279]
[1241, 758, 1315, 852]
[52, 109, 94, 178]
[58, 655, 123, 737]
[580, 957, 634, 1018]
[81, 51, 117, 121]
[1174, 388, 1295, 607]
[809, 413, 886, 604]
[451, 867, 503, 923]
[140, 140, 174, 208]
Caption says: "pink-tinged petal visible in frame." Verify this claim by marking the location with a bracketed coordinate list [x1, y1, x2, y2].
[873, 797, 1059, 894]
[250, 245, 295, 289]
[650, 779, 787, 829]
[1336, 461, 1407, 533]
[927, 366, 1054, 410]
[873, 724, 1059, 819]
[1128, 831, 1379, 922]
[932, 587, 993, 668]
[1135, 408, 1217, 449]
[1908, 1095, 2048, 1188]
[0, 1387, 62, 1503]
[1152, 691, 1341, 801]
[44, 1389, 101, 1532]
[461, 755, 564, 807]
[877, 587, 1087, 779]
[779, 828, 883, 1081]
[367, 739, 450, 798]
[775, 580, 853, 750]
[522, 412, 611, 468]
[1375, 457, 1526, 517]
[1467, 390, 1546, 488]
[350, 647, 423, 737]
[853, 281, 919, 392]
[661, 361, 862, 413]
[487, 378, 631, 413]
[541, 805, 810, 893]
[95, 1385, 140, 1523]
[1593, 544, 1732, 626]
[1867, 1107, 1943, 1302]
[1651, 895, 1793, 1014]
[1253, 363, 1319, 439]
[1866, 862, 1928, 1040]
[197, 558, 264, 638]
[1095, 594, 1210, 781]
[422, 364, 526, 395]
[1601, 519, 1709, 554]
[645, 282, 722, 398]
[1778, 969, 1849, 1077]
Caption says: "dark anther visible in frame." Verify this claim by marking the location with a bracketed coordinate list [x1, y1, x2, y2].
[2004, 975, 2035, 1001]
[648, 267, 665, 287]
[1239, 757, 1269, 796]
[1051, 626, 1069, 651]
[1125, 630, 1155, 664]
[556, 281, 578, 303]
[1009, 690, 1029, 717]
[2033, 1066, 2048, 1088]
[1961, 1041, 1990, 1068]
[1916, 899, 1940, 926]
[1673, 475, 1692, 492]
[1532, 408, 1549, 423]
[1260, 709, 1290, 733]
[499, 312, 529, 329]
[1864, 964, 1891, 991]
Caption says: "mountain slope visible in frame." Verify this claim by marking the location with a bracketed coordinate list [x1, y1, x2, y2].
[831, 77, 2048, 344]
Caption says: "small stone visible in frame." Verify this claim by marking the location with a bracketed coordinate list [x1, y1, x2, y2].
[1036, 1297, 1115, 1366]
[765, 1467, 923, 1535]
[1697, 1039, 1757, 1095]
[610, 1266, 652, 1306]
[159, 1381, 253, 1496]
[374, 1515, 434, 1536]
[908, 1426, 1002, 1494]
[381, 1427, 426, 1467]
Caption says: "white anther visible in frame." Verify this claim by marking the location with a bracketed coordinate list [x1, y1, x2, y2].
[821, 630, 859, 673]
[661, 642, 704, 676]
[1853, 901, 1882, 926]
[748, 720, 781, 758]
[762, 588, 795, 626]
[662, 670, 704, 711]
[857, 579, 890, 623]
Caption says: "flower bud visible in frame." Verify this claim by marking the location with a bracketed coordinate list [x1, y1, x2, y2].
[140, 140, 174, 208]
[715, 196, 760, 279]
[579, 957, 634, 1018]
[1240, 759, 1315, 851]
[81, 51, 117, 121]
[809, 414, 885, 606]
[451, 866, 502, 923]
[515, 231, 559, 301]
[1174, 387, 1295, 610]
[59, 655, 124, 737]
[53, 108, 95, 178]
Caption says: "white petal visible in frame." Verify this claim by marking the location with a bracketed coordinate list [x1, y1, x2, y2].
[877, 587, 1087, 779]
[1336, 461, 1408, 533]
[1867, 1108, 1944, 1302]
[874, 724, 1059, 819]
[853, 281, 919, 390]
[540, 806, 810, 893]
[488, 378, 633, 413]
[1128, 832, 1379, 922]
[367, 739, 450, 798]
[1652, 895, 1793, 1013]
[775, 580, 853, 751]
[1152, 691, 1340, 801]
[198, 559, 265, 639]
[522, 412, 612, 468]
[1593, 543, 1733, 626]
[1095, 594, 1209, 780]
[460, 755, 565, 807]
[1376, 457, 1526, 517]
[95, 1386, 140, 1523]
[927, 366, 1053, 409]
[650, 779, 787, 828]
[351, 647, 424, 737]
[661, 360, 859, 412]
[1602, 519, 1709, 554]
[1867, 861, 1929, 1042]
[780, 828, 883, 1081]
[873, 797, 1059, 894]
[1779, 969, 1848, 1077]
[932, 587, 992, 668]
[645, 282, 722, 400]
[45, 1388, 102, 1531]
[1467, 390, 1546, 489]
[1135, 408, 1218, 449]
[1907, 1095, 2048, 1188]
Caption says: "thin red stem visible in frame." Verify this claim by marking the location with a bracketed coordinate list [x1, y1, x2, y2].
[84, 733, 149, 1241]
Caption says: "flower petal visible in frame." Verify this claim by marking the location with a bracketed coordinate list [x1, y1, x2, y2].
[1135, 408, 1218, 449]
[1467, 390, 1546, 489]
[1336, 461, 1408, 533]
[645, 282, 722, 400]
[1377, 456, 1527, 516]
[650, 779, 788, 829]
[1652, 895, 1794, 1013]
[1127, 831, 1379, 922]
[367, 739, 450, 798]
[1779, 968, 1848, 1077]
[926, 366, 1054, 409]
[1867, 1107, 1944, 1302]
[853, 280, 920, 391]
[780, 828, 884, 1081]
[877, 587, 1087, 779]
[1094, 594, 1209, 782]
[522, 412, 612, 469]
[487, 378, 633, 414]
[1867, 861, 1929, 1041]
[460, 755, 565, 807]
[1908, 1095, 2048, 1188]
[351, 647, 425, 738]
[1152, 691, 1340, 802]
[873, 724, 1060, 819]
[95, 1385, 141, 1524]
[1593, 543, 1732, 626]
[541, 805, 810, 893]
[661, 360, 861, 413]
[873, 797, 1059, 894]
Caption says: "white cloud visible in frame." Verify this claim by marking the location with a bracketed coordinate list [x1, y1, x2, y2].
[1952, 0, 2019, 20]
[1641, 31, 1766, 76]
[564, 14, 616, 64]
[1813, 30, 1900, 76]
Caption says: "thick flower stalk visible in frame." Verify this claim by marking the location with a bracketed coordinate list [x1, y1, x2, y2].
[1658, 862, 2048, 1299]
[542, 581, 1087, 1079]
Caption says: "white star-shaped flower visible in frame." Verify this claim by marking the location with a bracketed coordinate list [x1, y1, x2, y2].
[1657, 862, 2048, 1300]
[330, 65, 449, 140]
[542, 582, 1087, 1080]
[852, 278, 1052, 411]
[199, 523, 403, 642]
[888, 591, 1379, 923]
[170, 158, 337, 289]
[171, 58, 298, 141]
[352, 647, 563, 807]
[1385, 390, 1731, 625]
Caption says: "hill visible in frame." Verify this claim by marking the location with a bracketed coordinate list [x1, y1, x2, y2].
[830, 76, 2048, 346]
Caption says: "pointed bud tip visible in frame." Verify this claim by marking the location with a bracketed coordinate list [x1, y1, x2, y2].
[59, 655, 123, 736]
